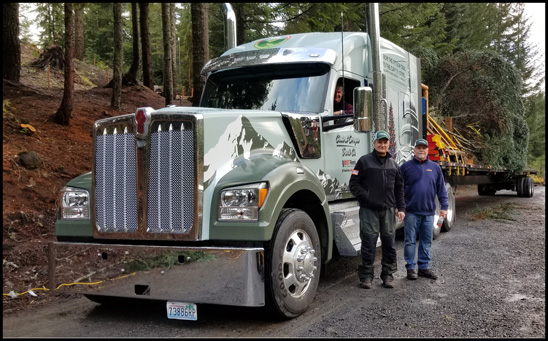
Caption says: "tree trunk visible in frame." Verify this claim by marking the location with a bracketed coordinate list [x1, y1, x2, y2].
[53, 3, 74, 126]
[111, 3, 123, 110]
[191, 3, 209, 106]
[2, 3, 21, 82]
[74, 5, 84, 60]
[170, 3, 178, 99]
[30, 45, 64, 70]
[162, 3, 173, 106]
[123, 3, 139, 85]
[140, 3, 154, 90]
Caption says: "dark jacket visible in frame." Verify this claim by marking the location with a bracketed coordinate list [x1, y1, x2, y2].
[349, 151, 405, 212]
[334, 100, 353, 114]
[401, 156, 448, 215]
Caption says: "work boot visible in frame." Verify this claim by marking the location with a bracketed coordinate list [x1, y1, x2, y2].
[407, 269, 418, 280]
[418, 268, 438, 280]
[382, 276, 394, 288]
[359, 279, 372, 289]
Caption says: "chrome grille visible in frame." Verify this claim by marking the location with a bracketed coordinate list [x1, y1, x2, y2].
[95, 127, 138, 232]
[148, 122, 195, 233]
[94, 116, 196, 238]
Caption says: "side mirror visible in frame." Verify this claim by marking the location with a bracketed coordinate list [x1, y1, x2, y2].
[353, 87, 373, 132]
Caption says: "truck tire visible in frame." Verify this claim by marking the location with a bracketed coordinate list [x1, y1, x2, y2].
[522, 176, 534, 198]
[516, 177, 524, 197]
[516, 177, 532, 197]
[442, 183, 455, 232]
[265, 208, 321, 319]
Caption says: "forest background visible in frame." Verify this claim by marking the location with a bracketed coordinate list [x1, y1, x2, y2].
[11, 2, 545, 173]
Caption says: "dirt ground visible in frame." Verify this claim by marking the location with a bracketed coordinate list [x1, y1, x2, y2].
[2, 43, 192, 314]
[2, 185, 545, 337]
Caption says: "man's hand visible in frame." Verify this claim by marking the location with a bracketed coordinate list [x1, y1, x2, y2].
[396, 209, 405, 222]
[440, 209, 448, 218]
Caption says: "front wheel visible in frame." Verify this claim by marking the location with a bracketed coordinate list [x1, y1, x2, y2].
[265, 209, 321, 319]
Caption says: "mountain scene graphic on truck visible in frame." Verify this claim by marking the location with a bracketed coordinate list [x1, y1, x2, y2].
[254, 35, 291, 49]
[203, 114, 298, 190]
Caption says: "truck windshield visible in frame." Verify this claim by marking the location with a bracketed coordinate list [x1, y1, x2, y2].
[200, 63, 329, 113]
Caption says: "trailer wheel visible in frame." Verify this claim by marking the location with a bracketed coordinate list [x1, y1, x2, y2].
[517, 177, 535, 197]
[442, 183, 455, 232]
[522, 176, 534, 198]
[516, 178, 523, 197]
[265, 209, 321, 319]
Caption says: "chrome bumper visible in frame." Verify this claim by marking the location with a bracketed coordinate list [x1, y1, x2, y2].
[48, 242, 265, 307]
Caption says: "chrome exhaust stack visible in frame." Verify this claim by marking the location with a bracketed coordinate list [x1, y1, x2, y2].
[222, 3, 237, 51]
[365, 3, 385, 131]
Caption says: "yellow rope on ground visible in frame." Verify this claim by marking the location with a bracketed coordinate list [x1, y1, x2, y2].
[3, 272, 136, 297]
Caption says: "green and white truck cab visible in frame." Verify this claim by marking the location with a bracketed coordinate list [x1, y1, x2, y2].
[50, 8, 423, 319]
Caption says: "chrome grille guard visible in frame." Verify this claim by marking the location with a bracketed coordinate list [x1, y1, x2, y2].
[92, 111, 203, 241]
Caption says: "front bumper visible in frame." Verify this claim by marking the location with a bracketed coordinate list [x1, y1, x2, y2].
[48, 242, 265, 307]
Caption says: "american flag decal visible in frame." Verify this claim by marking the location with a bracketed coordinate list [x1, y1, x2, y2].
[352, 169, 359, 175]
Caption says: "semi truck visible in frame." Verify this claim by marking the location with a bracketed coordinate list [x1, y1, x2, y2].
[49, 3, 536, 320]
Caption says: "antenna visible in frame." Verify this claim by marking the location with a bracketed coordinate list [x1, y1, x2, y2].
[340, 12, 345, 106]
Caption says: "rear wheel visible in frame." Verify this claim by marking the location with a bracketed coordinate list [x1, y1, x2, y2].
[516, 177, 525, 197]
[522, 177, 534, 198]
[265, 209, 321, 319]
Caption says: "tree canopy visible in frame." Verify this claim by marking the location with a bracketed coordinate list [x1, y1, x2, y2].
[428, 50, 529, 172]
[15, 2, 546, 173]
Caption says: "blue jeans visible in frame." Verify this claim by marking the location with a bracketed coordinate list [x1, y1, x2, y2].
[404, 212, 434, 270]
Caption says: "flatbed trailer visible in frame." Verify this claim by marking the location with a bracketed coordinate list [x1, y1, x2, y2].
[435, 157, 537, 197]
[423, 84, 537, 198]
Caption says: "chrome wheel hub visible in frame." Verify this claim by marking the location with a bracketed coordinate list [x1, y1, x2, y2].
[282, 229, 318, 298]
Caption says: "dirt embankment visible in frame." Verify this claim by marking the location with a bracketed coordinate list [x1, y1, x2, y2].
[3, 43, 191, 314]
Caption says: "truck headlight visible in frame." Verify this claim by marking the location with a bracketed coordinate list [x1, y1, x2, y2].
[58, 186, 90, 219]
[218, 182, 268, 222]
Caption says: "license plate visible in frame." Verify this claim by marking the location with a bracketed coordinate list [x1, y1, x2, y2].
[166, 301, 198, 321]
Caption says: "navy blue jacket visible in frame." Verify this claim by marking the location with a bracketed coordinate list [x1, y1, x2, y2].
[401, 157, 448, 215]
[349, 151, 405, 212]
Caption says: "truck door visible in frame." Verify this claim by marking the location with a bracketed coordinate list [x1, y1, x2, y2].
[320, 78, 369, 201]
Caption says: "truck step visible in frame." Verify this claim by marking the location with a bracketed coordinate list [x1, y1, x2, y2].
[330, 203, 382, 256]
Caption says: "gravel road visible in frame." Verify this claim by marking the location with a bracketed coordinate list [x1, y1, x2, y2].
[3, 185, 545, 338]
